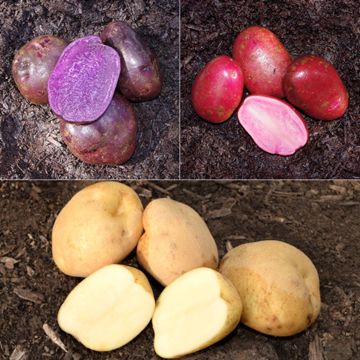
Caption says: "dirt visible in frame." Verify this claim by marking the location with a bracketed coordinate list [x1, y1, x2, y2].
[0, 180, 359, 359]
[0, 0, 179, 179]
[181, 0, 360, 179]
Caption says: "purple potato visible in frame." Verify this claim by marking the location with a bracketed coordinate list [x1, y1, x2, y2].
[60, 94, 137, 165]
[12, 35, 67, 104]
[48, 36, 120, 123]
[100, 21, 162, 101]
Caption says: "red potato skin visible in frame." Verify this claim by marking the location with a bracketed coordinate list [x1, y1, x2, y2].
[60, 94, 137, 165]
[12, 35, 67, 104]
[192, 55, 244, 123]
[232, 26, 291, 98]
[283, 55, 349, 121]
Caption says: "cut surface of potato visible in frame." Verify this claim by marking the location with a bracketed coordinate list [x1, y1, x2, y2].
[137, 198, 219, 286]
[153, 267, 242, 358]
[58, 264, 155, 351]
[52, 181, 143, 277]
[220, 240, 321, 336]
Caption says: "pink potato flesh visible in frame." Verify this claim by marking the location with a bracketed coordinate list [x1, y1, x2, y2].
[238, 95, 308, 156]
[12, 35, 67, 104]
[48, 36, 120, 123]
[283, 55, 349, 121]
[232, 26, 291, 98]
[60, 94, 137, 165]
[191, 55, 244, 123]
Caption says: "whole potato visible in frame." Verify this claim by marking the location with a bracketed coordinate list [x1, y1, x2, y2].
[192, 55, 244, 123]
[12, 35, 67, 104]
[137, 198, 219, 286]
[220, 240, 321, 336]
[283, 55, 349, 121]
[101, 21, 162, 101]
[52, 182, 143, 277]
[60, 94, 137, 165]
[232, 26, 291, 98]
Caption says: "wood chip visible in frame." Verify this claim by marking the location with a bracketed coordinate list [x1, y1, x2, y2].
[10, 345, 27, 360]
[14, 287, 44, 304]
[147, 182, 171, 195]
[43, 323, 68, 353]
[309, 334, 324, 360]
[208, 207, 232, 219]
[225, 241, 233, 252]
[0, 256, 19, 269]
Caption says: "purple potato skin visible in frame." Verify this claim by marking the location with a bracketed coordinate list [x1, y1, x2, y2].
[100, 21, 162, 102]
[12, 35, 67, 104]
[60, 94, 137, 165]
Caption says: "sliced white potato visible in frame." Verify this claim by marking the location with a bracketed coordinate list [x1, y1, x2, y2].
[58, 264, 155, 351]
[152, 267, 242, 358]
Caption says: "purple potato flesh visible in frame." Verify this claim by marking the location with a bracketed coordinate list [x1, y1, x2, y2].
[100, 21, 162, 101]
[48, 35, 120, 123]
[12, 35, 67, 104]
[60, 94, 137, 165]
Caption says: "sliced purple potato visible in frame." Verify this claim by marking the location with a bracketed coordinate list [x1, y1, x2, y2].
[237, 95, 308, 156]
[100, 21, 162, 102]
[48, 36, 120, 123]
[12, 35, 67, 104]
[60, 94, 137, 165]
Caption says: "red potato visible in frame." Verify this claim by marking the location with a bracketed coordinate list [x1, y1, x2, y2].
[192, 55, 244, 123]
[232, 26, 291, 98]
[60, 94, 137, 165]
[283, 55, 349, 121]
[12, 35, 67, 104]
[238, 95, 308, 156]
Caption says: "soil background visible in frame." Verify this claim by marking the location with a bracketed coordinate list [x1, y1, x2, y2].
[0, 0, 179, 179]
[181, 0, 360, 179]
[0, 180, 359, 360]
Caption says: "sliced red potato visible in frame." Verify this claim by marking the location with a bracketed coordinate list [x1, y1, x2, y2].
[237, 95, 308, 156]
[152, 267, 242, 359]
[58, 265, 155, 352]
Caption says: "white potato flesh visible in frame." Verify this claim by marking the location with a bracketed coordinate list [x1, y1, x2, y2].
[153, 267, 242, 359]
[58, 265, 155, 351]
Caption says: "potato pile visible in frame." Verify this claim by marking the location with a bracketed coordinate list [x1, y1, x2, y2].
[52, 182, 321, 358]
[192, 25, 349, 156]
[12, 21, 161, 165]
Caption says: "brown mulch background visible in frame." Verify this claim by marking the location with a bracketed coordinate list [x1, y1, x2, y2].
[0, 0, 179, 179]
[0, 180, 359, 359]
[181, 0, 360, 179]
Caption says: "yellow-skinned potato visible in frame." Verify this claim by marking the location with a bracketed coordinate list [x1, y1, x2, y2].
[136, 198, 219, 286]
[58, 264, 155, 351]
[219, 240, 321, 337]
[52, 182, 143, 277]
[152, 267, 242, 358]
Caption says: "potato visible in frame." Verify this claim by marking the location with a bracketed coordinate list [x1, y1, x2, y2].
[136, 198, 219, 286]
[101, 21, 162, 102]
[220, 240, 321, 336]
[237, 95, 308, 156]
[283, 55, 349, 121]
[152, 267, 242, 358]
[52, 182, 143, 277]
[48, 36, 120, 123]
[58, 264, 155, 351]
[60, 94, 137, 165]
[232, 26, 291, 98]
[191, 55, 244, 123]
[12, 35, 67, 104]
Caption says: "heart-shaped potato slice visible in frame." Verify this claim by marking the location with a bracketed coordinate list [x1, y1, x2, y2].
[152, 267, 242, 358]
[58, 264, 155, 351]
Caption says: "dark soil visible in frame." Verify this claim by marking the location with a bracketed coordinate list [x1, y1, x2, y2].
[1, 180, 359, 360]
[181, 0, 360, 179]
[0, 0, 179, 179]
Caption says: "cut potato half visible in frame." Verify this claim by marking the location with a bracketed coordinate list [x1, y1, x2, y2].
[152, 267, 242, 358]
[58, 264, 155, 351]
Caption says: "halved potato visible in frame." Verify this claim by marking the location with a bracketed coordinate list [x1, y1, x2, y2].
[152, 267, 242, 358]
[52, 181, 143, 277]
[220, 240, 321, 336]
[137, 198, 219, 286]
[58, 264, 155, 351]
